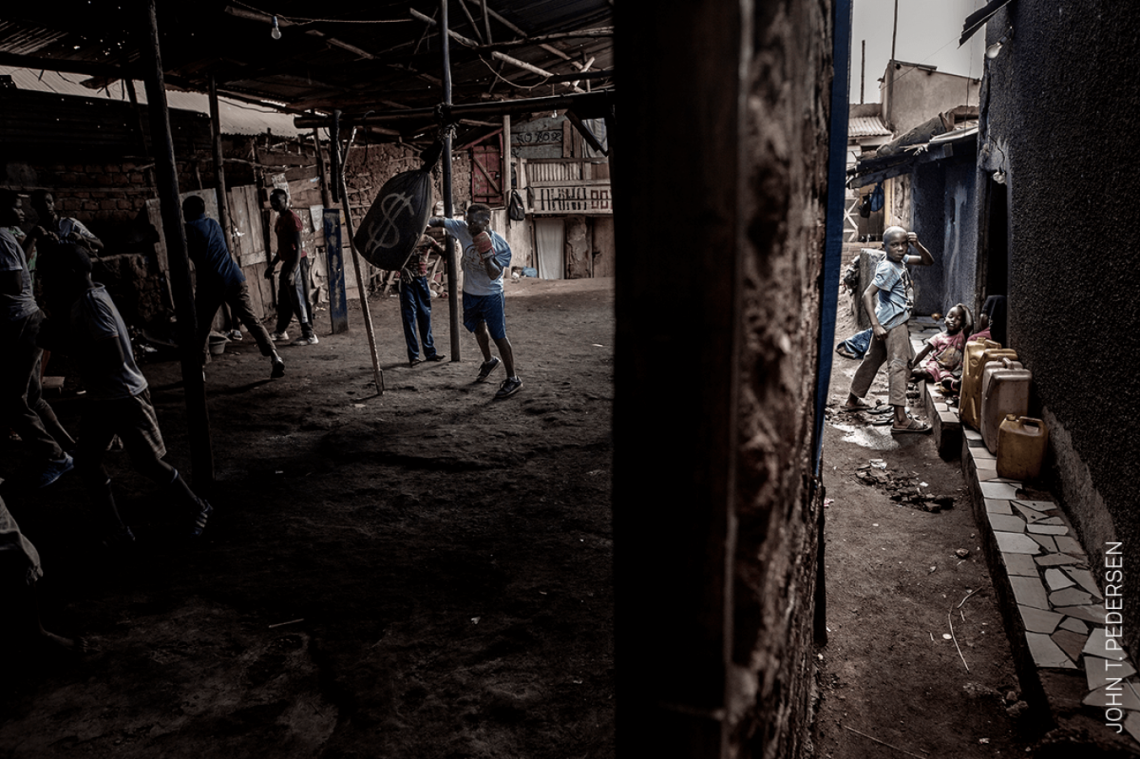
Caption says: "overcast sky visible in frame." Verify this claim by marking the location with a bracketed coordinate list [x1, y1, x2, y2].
[851, 0, 986, 102]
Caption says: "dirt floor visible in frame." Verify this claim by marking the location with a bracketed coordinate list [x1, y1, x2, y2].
[0, 276, 615, 759]
[1, 275, 1047, 759]
[812, 295, 1035, 758]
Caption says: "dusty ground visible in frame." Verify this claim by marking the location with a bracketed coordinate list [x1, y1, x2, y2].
[2, 275, 1043, 758]
[812, 295, 1033, 758]
[0, 277, 615, 759]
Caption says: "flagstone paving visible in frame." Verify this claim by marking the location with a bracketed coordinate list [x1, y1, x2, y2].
[909, 321, 1139, 749]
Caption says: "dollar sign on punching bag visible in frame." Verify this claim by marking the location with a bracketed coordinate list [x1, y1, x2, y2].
[354, 170, 434, 270]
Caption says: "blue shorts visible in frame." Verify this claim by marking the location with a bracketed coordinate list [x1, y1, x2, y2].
[463, 291, 507, 340]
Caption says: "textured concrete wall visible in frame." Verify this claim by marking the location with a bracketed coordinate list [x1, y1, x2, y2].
[885, 65, 981, 134]
[910, 153, 977, 317]
[981, 1, 1140, 655]
[613, 1, 833, 757]
[732, 1, 831, 755]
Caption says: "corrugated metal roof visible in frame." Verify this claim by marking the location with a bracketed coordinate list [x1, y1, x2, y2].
[0, 66, 302, 137]
[0, 2, 615, 147]
[849, 115, 890, 138]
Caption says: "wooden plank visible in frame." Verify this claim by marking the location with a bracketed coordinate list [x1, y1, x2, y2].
[592, 217, 615, 277]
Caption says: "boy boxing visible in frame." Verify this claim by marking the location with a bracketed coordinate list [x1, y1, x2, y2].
[37, 243, 213, 545]
[427, 203, 522, 399]
[844, 226, 934, 433]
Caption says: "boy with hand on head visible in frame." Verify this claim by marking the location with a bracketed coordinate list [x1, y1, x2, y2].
[265, 189, 317, 346]
[36, 243, 213, 546]
[182, 195, 285, 379]
[844, 225, 935, 433]
[427, 203, 522, 399]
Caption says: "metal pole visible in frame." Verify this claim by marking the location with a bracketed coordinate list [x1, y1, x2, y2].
[441, 0, 461, 361]
[140, 0, 214, 489]
[208, 75, 235, 257]
[860, 39, 866, 104]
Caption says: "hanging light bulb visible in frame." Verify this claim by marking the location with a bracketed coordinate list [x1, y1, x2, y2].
[985, 27, 1013, 60]
[271, 16, 282, 40]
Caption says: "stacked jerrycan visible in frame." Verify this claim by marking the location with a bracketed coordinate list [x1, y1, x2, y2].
[960, 339, 1017, 430]
[981, 357, 1033, 453]
[997, 416, 1050, 480]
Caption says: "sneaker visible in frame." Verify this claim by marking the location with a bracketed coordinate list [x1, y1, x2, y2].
[270, 331, 289, 342]
[426, 354, 446, 362]
[227, 329, 243, 341]
[475, 356, 501, 382]
[271, 356, 286, 378]
[37, 453, 74, 488]
[190, 501, 213, 538]
[293, 334, 319, 346]
[494, 376, 523, 400]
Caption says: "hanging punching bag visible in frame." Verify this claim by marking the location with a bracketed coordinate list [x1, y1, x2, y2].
[353, 169, 435, 270]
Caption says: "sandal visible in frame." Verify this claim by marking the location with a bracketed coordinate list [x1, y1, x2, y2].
[844, 399, 876, 411]
[835, 345, 858, 360]
[891, 418, 932, 434]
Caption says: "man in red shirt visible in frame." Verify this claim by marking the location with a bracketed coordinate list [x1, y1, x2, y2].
[265, 189, 317, 345]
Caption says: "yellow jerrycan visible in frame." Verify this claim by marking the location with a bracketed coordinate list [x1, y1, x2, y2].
[961, 340, 1017, 430]
[997, 416, 1049, 481]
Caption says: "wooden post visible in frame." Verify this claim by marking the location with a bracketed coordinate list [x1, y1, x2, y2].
[139, 0, 214, 489]
[502, 114, 512, 207]
[332, 111, 384, 394]
[329, 114, 341, 204]
[208, 75, 235, 258]
[441, 0, 461, 361]
[312, 125, 332, 208]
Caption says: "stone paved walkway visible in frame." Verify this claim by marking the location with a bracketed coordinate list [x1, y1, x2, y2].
[910, 319, 1140, 753]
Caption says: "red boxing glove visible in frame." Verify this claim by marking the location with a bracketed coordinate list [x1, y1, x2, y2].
[473, 231, 493, 255]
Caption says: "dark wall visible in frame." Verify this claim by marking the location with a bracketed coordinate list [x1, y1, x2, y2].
[941, 158, 978, 319]
[910, 154, 977, 318]
[910, 161, 946, 315]
[982, 1, 1140, 654]
[612, 0, 834, 756]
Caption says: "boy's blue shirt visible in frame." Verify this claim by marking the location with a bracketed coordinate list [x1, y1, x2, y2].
[872, 258, 913, 331]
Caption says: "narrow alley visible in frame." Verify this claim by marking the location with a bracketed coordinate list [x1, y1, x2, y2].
[813, 292, 1031, 758]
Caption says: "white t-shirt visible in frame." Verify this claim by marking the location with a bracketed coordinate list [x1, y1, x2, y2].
[0, 228, 38, 325]
[440, 218, 512, 296]
[70, 285, 148, 401]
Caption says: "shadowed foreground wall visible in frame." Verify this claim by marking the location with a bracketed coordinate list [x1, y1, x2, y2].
[613, 1, 834, 756]
[980, 1, 1140, 658]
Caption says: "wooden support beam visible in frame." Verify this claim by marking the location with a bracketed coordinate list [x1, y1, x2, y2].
[208, 75, 236, 261]
[293, 91, 614, 128]
[410, 7, 584, 93]
[455, 0, 486, 44]
[140, 0, 214, 489]
[332, 111, 385, 394]
[440, 0, 461, 362]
